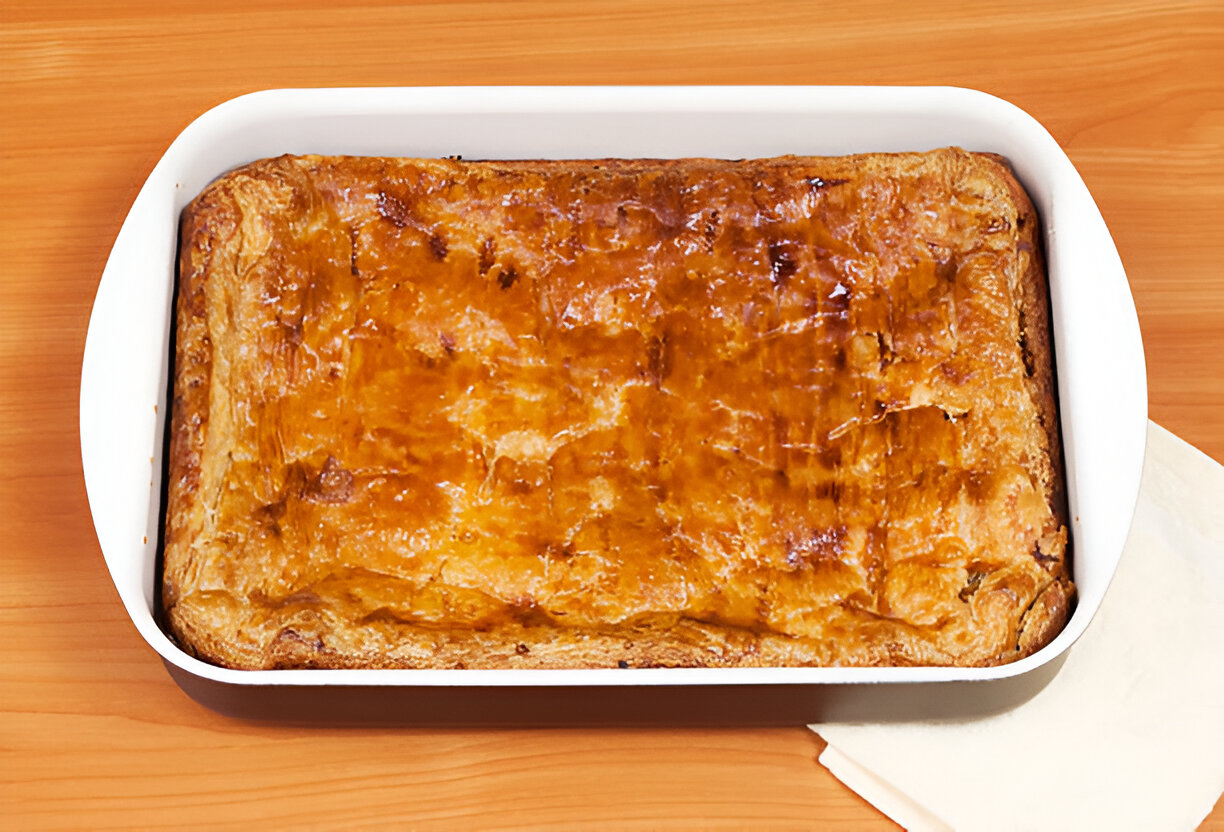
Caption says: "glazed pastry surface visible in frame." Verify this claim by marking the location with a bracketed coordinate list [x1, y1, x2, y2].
[164, 150, 1072, 670]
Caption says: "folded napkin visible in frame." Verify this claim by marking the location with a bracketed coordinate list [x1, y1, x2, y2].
[812, 422, 1224, 831]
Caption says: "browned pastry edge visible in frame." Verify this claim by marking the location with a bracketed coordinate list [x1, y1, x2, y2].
[164, 151, 1074, 671]
[980, 153, 1075, 657]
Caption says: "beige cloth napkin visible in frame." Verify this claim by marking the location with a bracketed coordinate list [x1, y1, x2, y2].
[812, 421, 1224, 831]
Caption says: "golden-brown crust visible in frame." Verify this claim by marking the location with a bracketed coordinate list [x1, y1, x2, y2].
[982, 154, 1074, 653]
[164, 150, 1073, 670]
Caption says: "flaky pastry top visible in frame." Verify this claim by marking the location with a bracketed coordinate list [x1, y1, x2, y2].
[164, 150, 1071, 670]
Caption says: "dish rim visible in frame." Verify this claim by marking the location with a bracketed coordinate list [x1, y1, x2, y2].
[78, 85, 1148, 687]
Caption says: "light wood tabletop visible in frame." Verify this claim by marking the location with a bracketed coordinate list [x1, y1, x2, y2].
[2, 1, 1222, 828]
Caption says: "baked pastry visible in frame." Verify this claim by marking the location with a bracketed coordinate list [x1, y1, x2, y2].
[164, 149, 1072, 670]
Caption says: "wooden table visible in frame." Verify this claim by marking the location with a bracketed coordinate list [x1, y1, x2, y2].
[3, 1, 1222, 827]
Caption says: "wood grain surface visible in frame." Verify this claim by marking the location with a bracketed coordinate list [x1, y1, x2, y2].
[2, 1, 1222, 828]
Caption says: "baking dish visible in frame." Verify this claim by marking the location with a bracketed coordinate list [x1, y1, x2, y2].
[79, 86, 1146, 717]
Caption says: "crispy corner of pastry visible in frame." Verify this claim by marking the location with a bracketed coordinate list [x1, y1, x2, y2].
[1016, 576, 1075, 658]
[163, 594, 266, 671]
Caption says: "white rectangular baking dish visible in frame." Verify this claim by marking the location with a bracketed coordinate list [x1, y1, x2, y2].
[79, 86, 1146, 700]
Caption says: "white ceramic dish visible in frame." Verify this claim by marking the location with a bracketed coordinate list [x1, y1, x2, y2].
[80, 86, 1147, 696]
